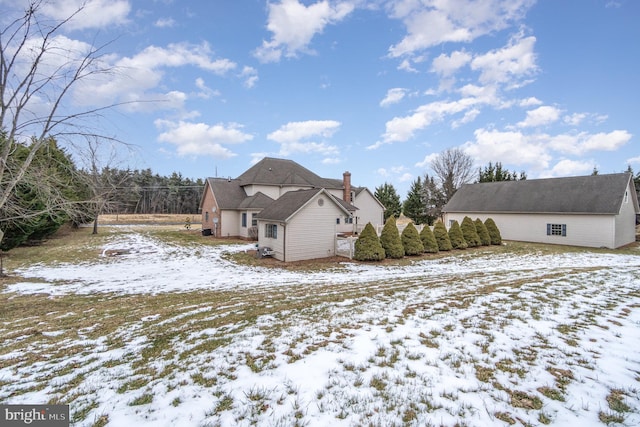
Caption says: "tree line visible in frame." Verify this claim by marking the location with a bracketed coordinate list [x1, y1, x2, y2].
[0, 134, 203, 251]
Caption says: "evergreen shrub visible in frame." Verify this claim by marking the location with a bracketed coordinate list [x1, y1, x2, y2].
[419, 225, 439, 253]
[448, 220, 468, 249]
[433, 221, 452, 251]
[353, 222, 385, 261]
[380, 216, 405, 259]
[484, 218, 502, 245]
[474, 218, 491, 246]
[401, 223, 424, 256]
[461, 216, 481, 247]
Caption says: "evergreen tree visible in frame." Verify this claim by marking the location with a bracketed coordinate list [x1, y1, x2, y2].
[380, 216, 404, 259]
[419, 224, 439, 253]
[403, 177, 428, 224]
[353, 222, 385, 261]
[461, 216, 481, 247]
[401, 222, 424, 256]
[474, 218, 491, 246]
[374, 182, 402, 221]
[433, 221, 452, 251]
[448, 220, 467, 249]
[478, 161, 527, 183]
[484, 218, 502, 245]
[423, 174, 446, 224]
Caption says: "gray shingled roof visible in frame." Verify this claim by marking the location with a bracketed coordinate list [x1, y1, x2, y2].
[443, 173, 636, 215]
[237, 157, 340, 189]
[237, 192, 274, 209]
[255, 189, 350, 222]
[206, 178, 247, 209]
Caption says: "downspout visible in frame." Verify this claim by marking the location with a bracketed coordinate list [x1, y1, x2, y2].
[282, 223, 286, 262]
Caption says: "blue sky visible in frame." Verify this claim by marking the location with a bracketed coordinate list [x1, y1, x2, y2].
[5, 0, 639, 197]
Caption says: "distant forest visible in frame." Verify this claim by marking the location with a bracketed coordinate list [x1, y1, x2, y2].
[98, 168, 204, 215]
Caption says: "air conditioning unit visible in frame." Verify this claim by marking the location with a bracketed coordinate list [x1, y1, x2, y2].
[259, 247, 275, 258]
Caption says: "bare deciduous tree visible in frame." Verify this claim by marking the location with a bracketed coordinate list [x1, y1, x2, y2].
[0, 0, 121, 244]
[430, 147, 474, 202]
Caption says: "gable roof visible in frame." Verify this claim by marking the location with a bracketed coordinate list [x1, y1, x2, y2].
[443, 173, 638, 215]
[237, 191, 274, 209]
[237, 157, 340, 189]
[255, 188, 351, 222]
[204, 178, 247, 209]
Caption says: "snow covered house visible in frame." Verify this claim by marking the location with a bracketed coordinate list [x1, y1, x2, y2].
[200, 157, 385, 261]
[442, 173, 639, 249]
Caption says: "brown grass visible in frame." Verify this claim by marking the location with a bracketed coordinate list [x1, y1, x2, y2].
[98, 214, 201, 225]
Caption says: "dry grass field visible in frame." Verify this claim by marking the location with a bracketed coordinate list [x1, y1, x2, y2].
[98, 214, 201, 225]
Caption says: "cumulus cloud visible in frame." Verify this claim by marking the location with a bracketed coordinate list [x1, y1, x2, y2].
[542, 159, 594, 177]
[254, 0, 355, 63]
[470, 32, 537, 86]
[240, 66, 259, 88]
[380, 88, 407, 107]
[388, 0, 535, 57]
[518, 105, 562, 128]
[73, 42, 237, 110]
[154, 120, 253, 158]
[415, 153, 439, 168]
[267, 120, 341, 156]
[39, 0, 131, 30]
[431, 50, 472, 76]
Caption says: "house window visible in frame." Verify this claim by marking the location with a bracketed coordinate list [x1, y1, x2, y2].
[242, 213, 247, 227]
[252, 213, 258, 227]
[345, 217, 353, 224]
[624, 190, 629, 203]
[547, 224, 567, 237]
[265, 224, 277, 239]
[336, 218, 340, 225]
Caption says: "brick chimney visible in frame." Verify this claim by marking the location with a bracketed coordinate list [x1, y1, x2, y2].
[343, 171, 351, 202]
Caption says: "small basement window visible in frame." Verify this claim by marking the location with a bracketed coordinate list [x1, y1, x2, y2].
[265, 224, 277, 239]
[547, 223, 566, 237]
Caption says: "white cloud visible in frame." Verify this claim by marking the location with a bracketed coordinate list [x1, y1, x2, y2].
[380, 88, 407, 107]
[240, 66, 259, 88]
[194, 78, 220, 99]
[582, 130, 632, 151]
[155, 18, 176, 28]
[72, 42, 237, 110]
[563, 112, 587, 126]
[415, 153, 439, 168]
[388, 0, 535, 57]
[519, 97, 543, 107]
[254, 0, 355, 63]
[39, 0, 130, 30]
[154, 120, 253, 158]
[398, 172, 414, 182]
[542, 159, 594, 177]
[471, 32, 537, 86]
[518, 105, 562, 128]
[431, 50, 472, 76]
[627, 156, 640, 165]
[463, 128, 552, 171]
[267, 120, 341, 156]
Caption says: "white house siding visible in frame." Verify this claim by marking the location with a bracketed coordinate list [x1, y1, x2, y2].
[220, 211, 239, 238]
[354, 192, 384, 232]
[258, 222, 285, 261]
[444, 213, 616, 248]
[244, 184, 310, 199]
[237, 210, 261, 239]
[614, 184, 638, 247]
[285, 196, 344, 262]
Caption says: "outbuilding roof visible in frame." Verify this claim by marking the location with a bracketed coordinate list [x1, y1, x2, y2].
[443, 173, 638, 215]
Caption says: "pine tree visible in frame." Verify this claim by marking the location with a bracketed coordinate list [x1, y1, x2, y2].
[401, 222, 424, 256]
[433, 221, 452, 251]
[461, 216, 481, 247]
[353, 222, 385, 261]
[419, 224, 439, 253]
[448, 220, 468, 249]
[380, 216, 405, 258]
[484, 218, 502, 245]
[403, 177, 428, 224]
[474, 218, 491, 246]
[374, 182, 402, 221]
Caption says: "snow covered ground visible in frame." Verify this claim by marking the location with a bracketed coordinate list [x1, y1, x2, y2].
[1, 228, 640, 426]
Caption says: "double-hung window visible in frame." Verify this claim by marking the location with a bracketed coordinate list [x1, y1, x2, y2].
[265, 224, 277, 239]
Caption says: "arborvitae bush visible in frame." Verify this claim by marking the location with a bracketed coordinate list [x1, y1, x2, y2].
[433, 221, 452, 251]
[420, 225, 439, 253]
[401, 222, 424, 256]
[484, 218, 502, 245]
[448, 220, 468, 249]
[461, 216, 481, 247]
[353, 222, 385, 261]
[380, 216, 405, 259]
[475, 218, 491, 246]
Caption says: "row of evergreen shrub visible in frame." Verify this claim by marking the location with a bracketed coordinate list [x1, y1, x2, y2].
[353, 216, 502, 262]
